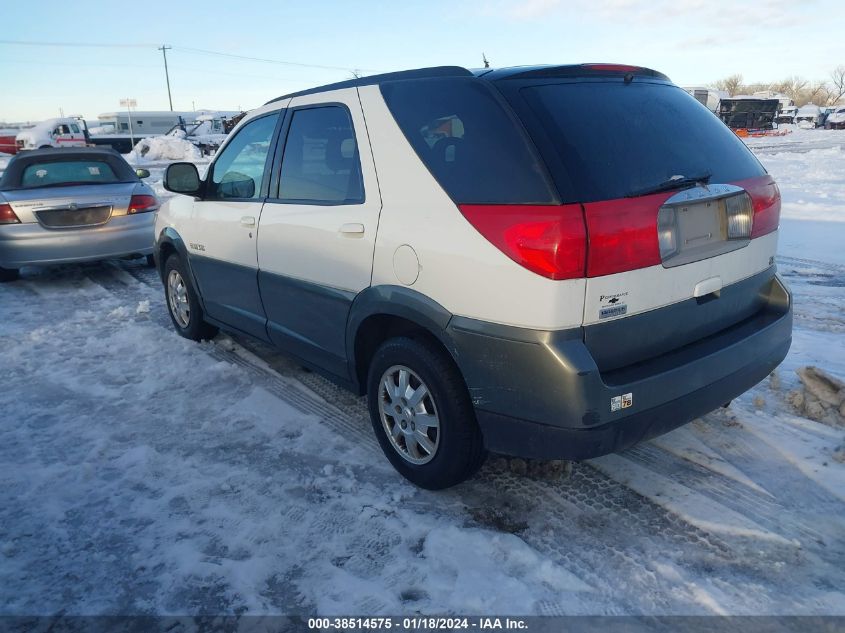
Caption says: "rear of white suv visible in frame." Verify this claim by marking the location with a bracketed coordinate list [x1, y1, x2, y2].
[155, 64, 792, 489]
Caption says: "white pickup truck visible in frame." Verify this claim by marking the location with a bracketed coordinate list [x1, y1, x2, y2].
[15, 117, 89, 150]
[16, 117, 154, 153]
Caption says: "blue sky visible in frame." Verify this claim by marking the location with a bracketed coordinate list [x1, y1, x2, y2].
[0, 0, 840, 122]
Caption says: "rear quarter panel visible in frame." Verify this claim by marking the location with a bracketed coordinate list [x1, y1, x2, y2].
[358, 85, 586, 331]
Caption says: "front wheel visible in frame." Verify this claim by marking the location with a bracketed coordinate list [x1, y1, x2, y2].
[367, 336, 486, 489]
[163, 254, 218, 341]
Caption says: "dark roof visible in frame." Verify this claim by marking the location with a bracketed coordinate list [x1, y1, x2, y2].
[265, 63, 671, 104]
[266, 66, 474, 103]
[0, 147, 138, 191]
[479, 64, 670, 81]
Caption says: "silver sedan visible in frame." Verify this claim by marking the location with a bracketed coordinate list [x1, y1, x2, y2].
[0, 147, 159, 282]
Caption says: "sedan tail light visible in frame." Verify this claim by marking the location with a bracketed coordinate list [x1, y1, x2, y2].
[459, 204, 587, 280]
[127, 194, 159, 214]
[0, 203, 20, 225]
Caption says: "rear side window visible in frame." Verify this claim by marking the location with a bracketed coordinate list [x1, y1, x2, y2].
[278, 106, 364, 204]
[509, 81, 767, 203]
[21, 161, 119, 188]
[380, 78, 557, 204]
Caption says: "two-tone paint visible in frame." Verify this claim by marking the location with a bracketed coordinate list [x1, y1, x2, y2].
[155, 65, 793, 460]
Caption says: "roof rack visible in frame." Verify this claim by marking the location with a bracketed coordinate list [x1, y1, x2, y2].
[265, 66, 473, 104]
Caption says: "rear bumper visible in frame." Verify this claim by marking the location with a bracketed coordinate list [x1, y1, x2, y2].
[0, 214, 155, 268]
[448, 270, 792, 460]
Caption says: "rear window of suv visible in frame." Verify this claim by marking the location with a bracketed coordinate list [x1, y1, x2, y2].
[506, 80, 767, 203]
[380, 77, 557, 204]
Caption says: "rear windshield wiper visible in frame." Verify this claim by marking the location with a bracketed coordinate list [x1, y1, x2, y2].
[626, 173, 712, 198]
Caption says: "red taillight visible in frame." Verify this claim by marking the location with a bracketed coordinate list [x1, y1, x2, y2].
[735, 175, 780, 238]
[0, 203, 20, 225]
[458, 204, 587, 280]
[127, 194, 159, 214]
[582, 193, 667, 277]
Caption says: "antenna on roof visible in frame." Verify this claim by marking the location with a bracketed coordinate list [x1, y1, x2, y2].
[482, 53, 490, 69]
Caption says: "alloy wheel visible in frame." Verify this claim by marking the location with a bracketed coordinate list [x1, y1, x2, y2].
[378, 365, 440, 465]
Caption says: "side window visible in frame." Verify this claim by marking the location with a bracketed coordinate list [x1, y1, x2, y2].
[70, 124, 81, 133]
[278, 106, 364, 204]
[207, 113, 278, 200]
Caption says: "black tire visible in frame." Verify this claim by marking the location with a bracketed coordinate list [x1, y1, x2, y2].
[145, 254, 156, 268]
[367, 336, 486, 489]
[163, 254, 218, 341]
[0, 266, 20, 282]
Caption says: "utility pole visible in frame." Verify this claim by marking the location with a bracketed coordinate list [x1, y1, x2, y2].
[159, 45, 173, 111]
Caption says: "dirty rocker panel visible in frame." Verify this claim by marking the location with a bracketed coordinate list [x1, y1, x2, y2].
[259, 270, 355, 380]
[188, 254, 269, 341]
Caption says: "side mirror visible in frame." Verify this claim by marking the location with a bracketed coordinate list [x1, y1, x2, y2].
[135, 168, 151, 179]
[164, 162, 201, 195]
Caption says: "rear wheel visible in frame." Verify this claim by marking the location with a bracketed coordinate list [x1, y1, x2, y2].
[367, 336, 486, 489]
[0, 266, 20, 282]
[163, 254, 218, 341]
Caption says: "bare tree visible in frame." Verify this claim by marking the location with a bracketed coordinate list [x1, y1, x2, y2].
[714, 74, 744, 96]
[830, 65, 845, 104]
[805, 80, 829, 106]
[773, 76, 810, 102]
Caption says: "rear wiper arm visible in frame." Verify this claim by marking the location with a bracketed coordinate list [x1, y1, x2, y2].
[626, 173, 712, 198]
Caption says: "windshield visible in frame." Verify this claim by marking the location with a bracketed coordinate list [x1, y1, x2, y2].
[504, 80, 767, 203]
[20, 160, 121, 188]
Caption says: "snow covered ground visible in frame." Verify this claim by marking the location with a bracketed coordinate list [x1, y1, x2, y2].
[0, 130, 844, 617]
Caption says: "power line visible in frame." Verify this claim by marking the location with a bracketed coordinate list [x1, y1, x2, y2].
[0, 39, 151, 48]
[0, 39, 378, 74]
[170, 46, 380, 73]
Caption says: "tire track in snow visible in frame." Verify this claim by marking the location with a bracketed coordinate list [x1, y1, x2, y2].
[777, 255, 845, 275]
[621, 441, 827, 547]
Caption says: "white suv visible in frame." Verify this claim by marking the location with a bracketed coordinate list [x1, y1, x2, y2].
[155, 64, 792, 489]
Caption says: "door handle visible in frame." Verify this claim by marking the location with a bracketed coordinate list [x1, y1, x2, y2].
[339, 223, 365, 235]
[240, 216, 256, 227]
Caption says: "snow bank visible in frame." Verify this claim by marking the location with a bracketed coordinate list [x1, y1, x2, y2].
[786, 366, 845, 427]
[125, 134, 201, 163]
